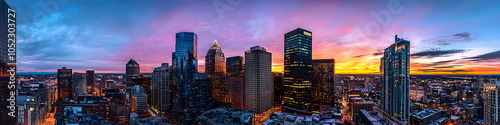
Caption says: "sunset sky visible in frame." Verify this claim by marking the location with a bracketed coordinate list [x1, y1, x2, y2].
[9, 0, 500, 75]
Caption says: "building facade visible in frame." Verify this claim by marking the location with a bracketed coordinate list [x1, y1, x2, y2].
[57, 67, 73, 100]
[311, 59, 335, 112]
[484, 81, 500, 125]
[151, 63, 173, 116]
[380, 35, 410, 124]
[244, 46, 273, 113]
[283, 28, 313, 114]
[226, 56, 245, 109]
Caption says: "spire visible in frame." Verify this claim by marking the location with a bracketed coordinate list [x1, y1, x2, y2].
[210, 39, 221, 49]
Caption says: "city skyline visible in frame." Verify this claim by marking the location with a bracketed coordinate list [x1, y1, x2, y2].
[9, 0, 500, 75]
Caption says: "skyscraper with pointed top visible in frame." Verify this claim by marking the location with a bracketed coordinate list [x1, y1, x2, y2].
[205, 40, 229, 102]
[380, 35, 410, 124]
[126, 58, 140, 87]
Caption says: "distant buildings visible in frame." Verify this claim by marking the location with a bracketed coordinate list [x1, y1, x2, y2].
[126, 59, 140, 87]
[380, 35, 411, 124]
[283, 28, 313, 114]
[226, 56, 245, 109]
[205, 40, 229, 102]
[57, 67, 73, 100]
[484, 81, 500, 125]
[244, 46, 273, 114]
[311, 59, 335, 112]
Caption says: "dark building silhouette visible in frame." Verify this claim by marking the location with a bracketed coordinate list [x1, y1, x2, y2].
[205, 40, 229, 102]
[380, 35, 410, 124]
[226, 56, 245, 109]
[0, 0, 16, 124]
[311, 59, 335, 111]
[58, 67, 73, 100]
[283, 28, 313, 114]
[86, 69, 95, 86]
[126, 59, 140, 87]
[273, 72, 284, 107]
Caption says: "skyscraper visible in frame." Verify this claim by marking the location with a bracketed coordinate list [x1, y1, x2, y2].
[171, 32, 207, 123]
[0, 0, 16, 124]
[126, 59, 140, 87]
[86, 69, 95, 86]
[131, 92, 148, 115]
[283, 28, 313, 114]
[311, 59, 335, 111]
[484, 81, 500, 125]
[57, 67, 73, 100]
[244, 46, 273, 113]
[73, 72, 87, 95]
[151, 63, 173, 116]
[226, 56, 245, 109]
[205, 40, 229, 102]
[380, 35, 410, 124]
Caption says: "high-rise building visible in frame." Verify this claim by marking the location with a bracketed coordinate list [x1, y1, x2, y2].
[283, 28, 313, 114]
[380, 35, 410, 124]
[58, 67, 73, 100]
[226, 56, 245, 109]
[244, 46, 273, 113]
[73, 72, 87, 95]
[484, 81, 500, 125]
[205, 40, 229, 102]
[86, 69, 95, 86]
[151, 63, 173, 116]
[311, 59, 335, 111]
[131, 92, 148, 115]
[171, 32, 207, 123]
[126, 59, 140, 87]
[0, 0, 16, 123]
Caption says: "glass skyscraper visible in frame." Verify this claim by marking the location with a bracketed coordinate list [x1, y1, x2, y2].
[57, 67, 73, 100]
[380, 35, 410, 124]
[171, 32, 206, 124]
[283, 28, 313, 114]
[226, 56, 245, 109]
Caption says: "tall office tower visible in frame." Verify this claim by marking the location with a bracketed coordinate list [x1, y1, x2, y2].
[58, 67, 73, 100]
[484, 81, 500, 125]
[86, 69, 95, 86]
[151, 63, 174, 116]
[73, 72, 87, 95]
[226, 56, 245, 109]
[205, 40, 229, 102]
[126, 59, 140, 87]
[380, 35, 410, 124]
[0, 0, 15, 124]
[283, 28, 313, 114]
[172, 32, 206, 123]
[334, 74, 342, 107]
[311, 59, 335, 111]
[244, 46, 273, 113]
[131, 92, 148, 115]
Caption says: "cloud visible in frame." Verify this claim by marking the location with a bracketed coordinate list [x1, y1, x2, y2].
[421, 32, 474, 46]
[353, 54, 367, 58]
[410, 49, 468, 58]
[417, 69, 470, 73]
[464, 50, 500, 62]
